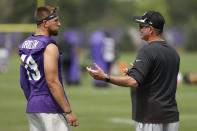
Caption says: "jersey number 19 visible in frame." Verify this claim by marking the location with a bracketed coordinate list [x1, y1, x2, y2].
[20, 54, 41, 81]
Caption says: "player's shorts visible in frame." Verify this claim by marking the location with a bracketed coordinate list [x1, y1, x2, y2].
[135, 121, 179, 131]
[27, 113, 70, 131]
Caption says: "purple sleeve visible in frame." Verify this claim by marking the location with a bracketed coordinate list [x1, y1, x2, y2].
[20, 66, 30, 100]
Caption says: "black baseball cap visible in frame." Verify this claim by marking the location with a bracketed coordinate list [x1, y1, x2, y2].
[133, 11, 165, 30]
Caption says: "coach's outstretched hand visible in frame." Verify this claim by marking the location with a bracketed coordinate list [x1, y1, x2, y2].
[86, 63, 107, 81]
[122, 63, 133, 75]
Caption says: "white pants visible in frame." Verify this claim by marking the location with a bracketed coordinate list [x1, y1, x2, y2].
[27, 113, 71, 131]
[135, 121, 179, 131]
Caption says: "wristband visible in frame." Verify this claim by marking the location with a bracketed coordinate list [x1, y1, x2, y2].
[64, 110, 72, 116]
[105, 74, 110, 82]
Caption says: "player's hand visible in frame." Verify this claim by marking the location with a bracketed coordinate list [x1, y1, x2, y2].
[86, 63, 107, 80]
[65, 112, 79, 127]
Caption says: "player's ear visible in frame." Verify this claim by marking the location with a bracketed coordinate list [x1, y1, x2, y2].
[43, 20, 49, 28]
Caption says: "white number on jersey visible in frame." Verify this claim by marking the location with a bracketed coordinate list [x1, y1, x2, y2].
[21, 54, 41, 81]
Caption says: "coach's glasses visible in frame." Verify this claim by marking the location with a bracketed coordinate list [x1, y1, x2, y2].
[139, 24, 150, 29]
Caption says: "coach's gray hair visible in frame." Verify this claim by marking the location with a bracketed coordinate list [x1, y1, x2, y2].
[154, 28, 163, 35]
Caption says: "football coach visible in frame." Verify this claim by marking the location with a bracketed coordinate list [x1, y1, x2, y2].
[86, 10, 180, 131]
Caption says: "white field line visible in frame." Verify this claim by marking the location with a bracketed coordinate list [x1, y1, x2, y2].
[109, 118, 134, 125]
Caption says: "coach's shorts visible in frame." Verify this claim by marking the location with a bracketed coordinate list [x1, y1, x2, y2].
[27, 113, 70, 131]
[135, 121, 179, 131]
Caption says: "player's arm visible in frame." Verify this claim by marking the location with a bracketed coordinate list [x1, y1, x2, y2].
[86, 63, 138, 88]
[44, 43, 79, 126]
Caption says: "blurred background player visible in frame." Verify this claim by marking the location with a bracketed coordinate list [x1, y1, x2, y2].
[183, 72, 197, 84]
[0, 46, 9, 73]
[103, 31, 116, 75]
[59, 30, 81, 85]
[0, 33, 14, 73]
[89, 30, 108, 87]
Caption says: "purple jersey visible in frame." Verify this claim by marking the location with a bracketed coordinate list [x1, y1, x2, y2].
[18, 35, 69, 113]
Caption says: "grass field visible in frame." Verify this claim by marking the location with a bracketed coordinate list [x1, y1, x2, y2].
[0, 51, 197, 131]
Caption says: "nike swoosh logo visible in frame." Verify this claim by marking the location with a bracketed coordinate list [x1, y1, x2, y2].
[136, 17, 147, 23]
[135, 60, 142, 62]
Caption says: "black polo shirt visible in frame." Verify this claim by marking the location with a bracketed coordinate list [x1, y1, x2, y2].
[127, 41, 180, 123]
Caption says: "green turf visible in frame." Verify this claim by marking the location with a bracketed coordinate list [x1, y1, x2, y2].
[0, 51, 197, 131]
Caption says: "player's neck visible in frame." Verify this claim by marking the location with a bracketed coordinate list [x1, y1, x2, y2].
[35, 28, 50, 37]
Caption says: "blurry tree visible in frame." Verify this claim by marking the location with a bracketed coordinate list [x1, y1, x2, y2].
[166, 0, 197, 26]
[135, 0, 170, 25]
[166, 0, 197, 51]
[100, 0, 136, 27]
[47, 0, 115, 29]
[0, 0, 36, 23]
[0, 0, 137, 28]
[46, 0, 137, 29]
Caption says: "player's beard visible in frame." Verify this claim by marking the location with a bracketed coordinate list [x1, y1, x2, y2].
[49, 28, 59, 36]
